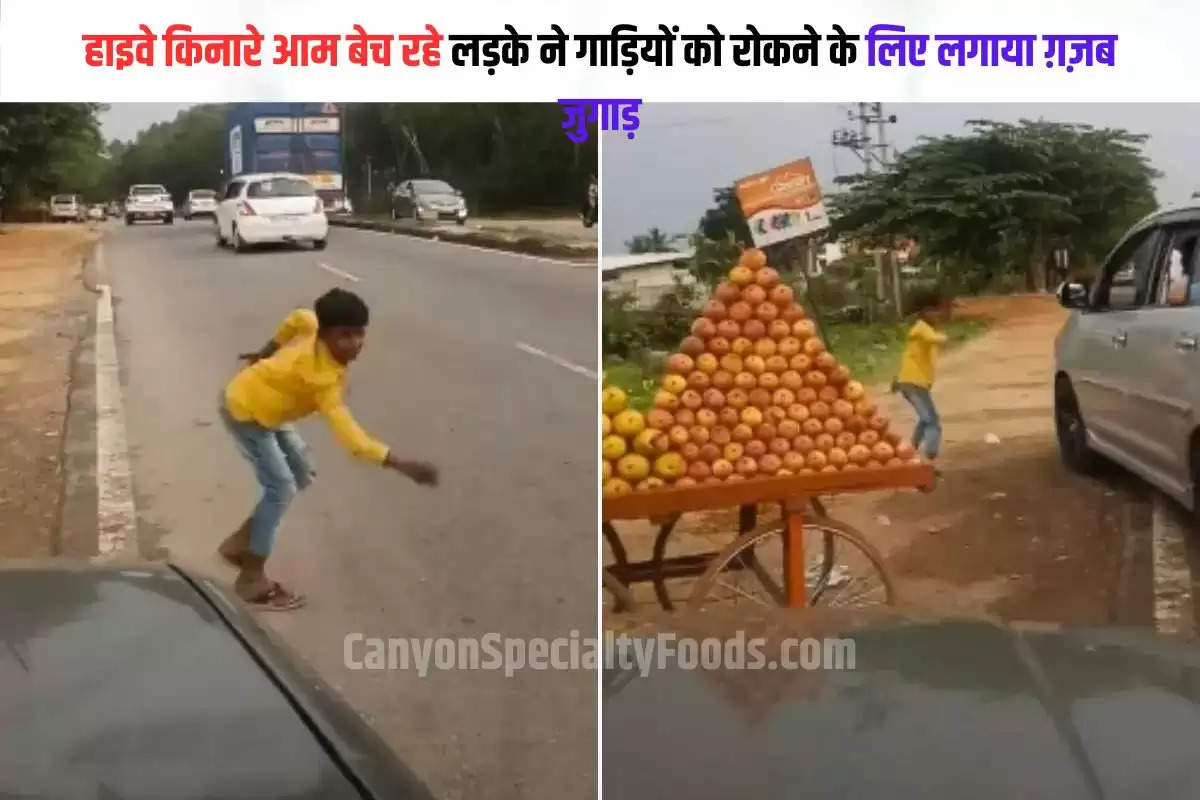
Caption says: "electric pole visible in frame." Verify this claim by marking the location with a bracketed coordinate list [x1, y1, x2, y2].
[831, 103, 901, 316]
[831, 102, 897, 174]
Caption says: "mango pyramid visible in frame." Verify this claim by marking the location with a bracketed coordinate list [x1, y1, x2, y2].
[602, 248, 918, 498]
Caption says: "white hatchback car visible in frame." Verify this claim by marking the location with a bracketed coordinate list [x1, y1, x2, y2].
[1055, 202, 1200, 513]
[215, 173, 328, 252]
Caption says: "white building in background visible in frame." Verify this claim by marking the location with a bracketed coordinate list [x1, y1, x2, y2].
[601, 250, 697, 308]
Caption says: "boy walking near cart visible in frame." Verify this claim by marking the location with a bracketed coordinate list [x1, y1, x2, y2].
[895, 301, 947, 472]
[218, 288, 438, 610]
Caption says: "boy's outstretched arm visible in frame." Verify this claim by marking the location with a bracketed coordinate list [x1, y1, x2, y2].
[317, 386, 439, 486]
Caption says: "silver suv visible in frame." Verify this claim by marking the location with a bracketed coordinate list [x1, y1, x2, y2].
[1055, 203, 1200, 511]
[125, 184, 174, 225]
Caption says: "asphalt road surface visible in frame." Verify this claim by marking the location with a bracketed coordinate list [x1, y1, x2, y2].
[103, 220, 597, 799]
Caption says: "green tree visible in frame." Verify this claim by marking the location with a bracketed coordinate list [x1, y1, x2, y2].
[0, 103, 108, 213]
[344, 103, 596, 215]
[830, 119, 1159, 291]
[105, 104, 228, 202]
[698, 186, 753, 245]
[625, 227, 685, 254]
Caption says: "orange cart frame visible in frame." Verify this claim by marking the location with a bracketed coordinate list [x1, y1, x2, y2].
[603, 463, 935, 610]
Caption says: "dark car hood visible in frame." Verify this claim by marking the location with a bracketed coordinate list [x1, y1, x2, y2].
[0, 561, 431, 800]
[604, 609, 1200, 799]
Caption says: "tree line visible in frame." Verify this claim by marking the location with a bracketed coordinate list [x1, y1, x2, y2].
[1, 103, 596, 217]
[627, 118, 1161, 294]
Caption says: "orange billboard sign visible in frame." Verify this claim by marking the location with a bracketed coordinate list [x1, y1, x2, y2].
[734, 158, 829, 247]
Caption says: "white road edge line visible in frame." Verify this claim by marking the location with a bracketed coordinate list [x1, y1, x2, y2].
[1151, 492, 1193, 634]
[94, 244, 138, 558]
[317, 261, 361, 282]
[359, 228, 588, 267]
[515, 343, 597, 379]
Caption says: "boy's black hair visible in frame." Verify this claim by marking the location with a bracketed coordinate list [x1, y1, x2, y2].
[315, 288, 369, 330]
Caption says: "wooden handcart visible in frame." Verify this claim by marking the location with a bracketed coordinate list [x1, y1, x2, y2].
[603, 463, 935, 612]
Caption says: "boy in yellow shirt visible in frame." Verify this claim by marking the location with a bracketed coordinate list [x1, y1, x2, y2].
[895, 302, 948, 468]
[218, 288, 438, 610]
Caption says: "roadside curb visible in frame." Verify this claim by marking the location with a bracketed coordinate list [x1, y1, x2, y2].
[59, 247, 101, 558]
[329, 217, 597, 263]
[60, 239, 141, 563]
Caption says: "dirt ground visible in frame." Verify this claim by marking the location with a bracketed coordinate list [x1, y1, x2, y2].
[607, 295, 1161, 628]
[0, 224, 98, 557]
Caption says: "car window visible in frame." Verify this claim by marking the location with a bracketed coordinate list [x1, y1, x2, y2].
[410, 180, 454, 194]
[247, 178, 315, 198]
[131, 185, 166, 195]
[1151, 224, 1200, 308]
[1098, 229, 1160, 310]
[51, 195, 72, 203]
[224, 182, 244, 200]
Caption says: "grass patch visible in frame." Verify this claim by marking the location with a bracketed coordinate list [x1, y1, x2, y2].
[603, 361, 656, 412]
[824, 317, 991, 387]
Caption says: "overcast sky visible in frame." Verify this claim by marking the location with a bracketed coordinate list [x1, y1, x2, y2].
[99, 103, 193, 142]
[602, 103, 1200, 255]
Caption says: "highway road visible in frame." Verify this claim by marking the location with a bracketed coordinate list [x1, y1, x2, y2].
[102, 220, 597, 799]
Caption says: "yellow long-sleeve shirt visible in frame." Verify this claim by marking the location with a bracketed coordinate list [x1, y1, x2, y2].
[224, 309, 390, 464]
[896, 319, 948, 389]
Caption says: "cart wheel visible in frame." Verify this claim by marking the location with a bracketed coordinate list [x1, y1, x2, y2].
[603, 570, 635, 614]
[687, 515, 894, 611]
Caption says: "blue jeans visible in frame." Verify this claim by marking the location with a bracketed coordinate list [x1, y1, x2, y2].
[898, 383, 941, 460]
[218, 395, 313, 558]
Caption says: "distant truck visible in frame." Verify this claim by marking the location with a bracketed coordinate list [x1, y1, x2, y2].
[225, 103, 352, 216]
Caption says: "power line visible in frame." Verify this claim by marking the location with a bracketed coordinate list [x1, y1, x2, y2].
[830, 102, 897, 177]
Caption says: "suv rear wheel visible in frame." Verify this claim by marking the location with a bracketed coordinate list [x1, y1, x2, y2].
[1055, 376, 1098, 474]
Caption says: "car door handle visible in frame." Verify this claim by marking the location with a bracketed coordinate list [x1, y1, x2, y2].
[1112, 331, 1128, 348]
[1176, 335, 1199, 352]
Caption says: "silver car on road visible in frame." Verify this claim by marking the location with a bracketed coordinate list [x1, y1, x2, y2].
[1055, 202, 1200, 513]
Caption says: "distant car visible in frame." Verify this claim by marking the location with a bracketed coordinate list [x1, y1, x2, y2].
[49, 194, 85, 223]
[0, 561, 435, 799]
[107, 200, 122, 217]
[215, 172, 329, 253]
[324, 194, 354, 217]
[390, 179, 467, 225]
[87, 204, 106, 221]
[125, 184, 174, 225]
[183, 188, 219, 220]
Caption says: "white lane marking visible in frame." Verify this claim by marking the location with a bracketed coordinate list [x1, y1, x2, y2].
[1151, 492, 1193, 634]
[317, 261, 361, 282]
[357, 227, 591, 267]
[94, 245, 138, 558]
[515, 342, 597, 379]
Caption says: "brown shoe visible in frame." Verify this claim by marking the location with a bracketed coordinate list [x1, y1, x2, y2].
[233, 554, 306, 611]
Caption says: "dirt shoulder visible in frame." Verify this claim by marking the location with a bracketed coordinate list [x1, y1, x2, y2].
[805, 295, 1144, 625]
[0, 224, 99, 557]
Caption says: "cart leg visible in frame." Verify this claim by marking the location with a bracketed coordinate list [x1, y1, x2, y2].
[783, 501, 807, 607]
[650, 514, 681, 610]
[603, 522, 629, 568]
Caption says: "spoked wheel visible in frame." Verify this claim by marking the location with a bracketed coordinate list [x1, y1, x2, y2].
[687, 513, 894, 611]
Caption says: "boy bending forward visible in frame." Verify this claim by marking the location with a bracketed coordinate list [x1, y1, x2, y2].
[218, 288, 437, 610]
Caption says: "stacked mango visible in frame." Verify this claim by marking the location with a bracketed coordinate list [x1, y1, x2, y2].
[602, 248, 917, 499]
